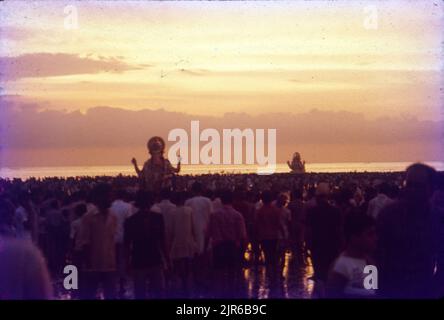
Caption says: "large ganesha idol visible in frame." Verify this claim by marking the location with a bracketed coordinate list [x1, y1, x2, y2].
[287, 152, 306, 174]
[131, 136, 180, 191]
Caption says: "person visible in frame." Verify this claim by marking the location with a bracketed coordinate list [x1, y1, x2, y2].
[0, 238, 53, 300]
[153, 188, 177, 294]
[233, 189, 255, 264]
[432, 172, 444, 297]
[154, 188, 177, 259]
[0, 196, 16, 237]
[46, 199, 70, 276]
[184, 182, 213, 296]
[327, 213, 377, 298]
[109, 188, 135, 298]
[131, 136, 180, 191]
[288, 188, 307, 265]
[14, 192, 35, 240]
[305, 182, 343, 295]
[334, 186, 357, 219]
[305, 185, 317, 210]
[360, 186, 377, 214]
[79, 183, 118, 299]
[124, 191, 167, 299]
[207, 190, 247, 298]
[211, 190, 223, 211]
[0, 197, 53, 300]
[255, 191, 282, 270]
[70, 203, 87, 252]
[170, 191, 198, 297]
[377, 163, 438, 298]
[275, 193, 291, 267]
[69, 203, 87, 299]
[366, 182, 392, 219]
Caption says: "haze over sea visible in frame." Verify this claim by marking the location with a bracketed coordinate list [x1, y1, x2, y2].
[1, 162, 443, 180]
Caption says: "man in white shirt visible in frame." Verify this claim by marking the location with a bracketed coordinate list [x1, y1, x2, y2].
[109, 188, 135, 298]
[367, 182, 392, 220]
[185, 183, 213, 256]
[155, 188, 177, 260]
[110, 190, 135, 245]
[184, 182, 213, 297]
[327, 213, 377, 298]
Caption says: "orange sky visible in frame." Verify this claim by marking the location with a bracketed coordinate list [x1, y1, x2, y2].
[0, 1, 443, 166]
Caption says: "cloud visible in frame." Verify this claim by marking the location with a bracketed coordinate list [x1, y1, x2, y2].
[0, 53, 143, 80]
[179, 68, 209, 76]
[0, 26, 33, 41]
[1, 101, 443, 166]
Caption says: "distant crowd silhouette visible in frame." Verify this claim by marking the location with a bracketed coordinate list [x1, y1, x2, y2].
[0, 160, 443, 299]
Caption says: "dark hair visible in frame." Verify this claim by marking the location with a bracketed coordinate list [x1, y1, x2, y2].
[172, 191, 187, 206]
[377, 182, 391, 196]
[337, 187, 353, 204]
[291, 188, 303, 200]
[233, 187, 246, 201]
[91, 183, 112, 210]
[114, 188, 128, 201]
[159, 188, 171, 200]
[436, 172, 444, 190]
[191, 182, 203, 194]
[388, 184, 400, 198]
[405, 163, 437, 188]
[261, 190, 274, 204]
[135, 190, 154, 209]
[364, 186, 377, 202]
[307, 186, 316, 198]
[344, 213, 375, 243]
[74, 203, 87, 218]
[220, 189, 233, 205]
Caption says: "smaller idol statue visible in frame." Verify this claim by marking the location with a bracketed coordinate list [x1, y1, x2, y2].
[131, 136, 180, 191]
[287, 152, 306, 174]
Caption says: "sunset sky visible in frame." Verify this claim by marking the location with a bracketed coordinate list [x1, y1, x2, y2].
[0, 0, 443, 167]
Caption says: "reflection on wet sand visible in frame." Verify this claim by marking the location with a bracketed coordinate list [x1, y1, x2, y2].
[243, 249, 314, 299]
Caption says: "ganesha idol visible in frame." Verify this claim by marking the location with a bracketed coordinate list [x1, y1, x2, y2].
[131, 136, 180, 191]
[287, 152, 306, 174]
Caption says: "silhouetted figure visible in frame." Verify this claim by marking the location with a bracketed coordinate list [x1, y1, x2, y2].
[1, 163, 441, 299]
[185, 182, 213, 297]
[110, 188, 135, 298]
[275, 193, 291, 268]
[305, 182, 343, 295]
[233, 188, 255, 264]
[170, 191, 197, 298]
[46, 199, 69, 277]
[208, 190, 247, 298]
[288, 188, 307, 265]
[255, 190, 283, 290]
[125, 191, 167, 299]
[377, 163, 438, 298]
[132, 136, 180, 192]
[79, 183, 118, 299]
[432, 172, 444, 297]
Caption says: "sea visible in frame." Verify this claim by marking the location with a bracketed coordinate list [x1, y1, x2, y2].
[1, 162, 443, 179]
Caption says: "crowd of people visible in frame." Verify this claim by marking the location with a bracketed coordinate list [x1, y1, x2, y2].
[0, 163, 443, 299]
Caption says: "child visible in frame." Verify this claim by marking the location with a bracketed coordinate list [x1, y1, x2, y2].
[326, 213, 377, 298]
